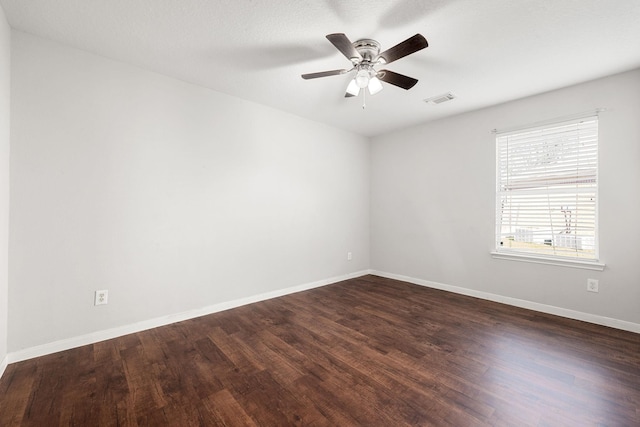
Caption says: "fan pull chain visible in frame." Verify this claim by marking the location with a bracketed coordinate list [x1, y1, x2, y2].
[362, 87, 366, 109]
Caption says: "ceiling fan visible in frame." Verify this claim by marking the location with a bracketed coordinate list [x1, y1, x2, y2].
[302, 33, 428, 101]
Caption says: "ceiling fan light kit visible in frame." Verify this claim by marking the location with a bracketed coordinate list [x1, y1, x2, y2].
[302, 33, 428, 107]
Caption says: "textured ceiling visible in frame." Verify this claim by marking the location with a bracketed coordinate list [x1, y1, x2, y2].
[2, 0, 640, 137]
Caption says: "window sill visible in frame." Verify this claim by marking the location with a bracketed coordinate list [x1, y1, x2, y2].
[490, 251, 605, 271]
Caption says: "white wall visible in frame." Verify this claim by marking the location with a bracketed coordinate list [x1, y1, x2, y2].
[371, 69, 640, 327]
[0, 6, 10, 371]
[9, 32, 370, 352]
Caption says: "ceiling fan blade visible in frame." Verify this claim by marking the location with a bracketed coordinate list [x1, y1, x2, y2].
[377, 70, 419, 90]
[326, 33, 362, 61]
[377, 34, 428, 65]
[301, 69, 349, 79]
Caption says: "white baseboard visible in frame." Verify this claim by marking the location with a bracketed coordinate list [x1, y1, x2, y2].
[7, 270, 370, 365]
[370, 270, 640, 334]
[0, 354, 7, 378]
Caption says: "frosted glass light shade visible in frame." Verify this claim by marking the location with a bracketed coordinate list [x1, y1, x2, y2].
[368, 77, 383, 95]
[355, 69, 370, 88]
[346, 79, 360, 96]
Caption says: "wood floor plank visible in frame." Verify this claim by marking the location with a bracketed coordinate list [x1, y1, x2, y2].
[0, 364, 36, 426]
[202, 389, 258, 427]
[1, 274, 639, 426]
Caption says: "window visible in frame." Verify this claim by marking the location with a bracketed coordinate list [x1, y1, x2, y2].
[494, 115, 602, 269]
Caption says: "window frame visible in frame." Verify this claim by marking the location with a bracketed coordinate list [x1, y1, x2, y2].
[491, 114, 605, 271]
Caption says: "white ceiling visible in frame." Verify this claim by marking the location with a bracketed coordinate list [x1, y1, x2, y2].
[2, 0, 640, 137]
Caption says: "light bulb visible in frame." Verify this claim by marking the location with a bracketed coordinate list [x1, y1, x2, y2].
[355, 69, 370, 88]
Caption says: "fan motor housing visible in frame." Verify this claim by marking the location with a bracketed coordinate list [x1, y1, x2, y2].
[353, 39, 380, 62]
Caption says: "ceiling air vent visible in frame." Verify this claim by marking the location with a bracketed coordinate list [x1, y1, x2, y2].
[424, 92, 456, 105]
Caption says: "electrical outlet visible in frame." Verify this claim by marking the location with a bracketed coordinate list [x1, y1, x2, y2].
[95, 290, 108, 305]
[587, 279, 599, 293]
[347, 252, 352, 261]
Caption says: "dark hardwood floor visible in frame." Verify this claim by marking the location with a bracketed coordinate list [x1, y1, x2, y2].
[1, 275, 639, 426]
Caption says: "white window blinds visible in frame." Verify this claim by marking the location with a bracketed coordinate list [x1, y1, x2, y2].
[496, 116, 598, 260]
